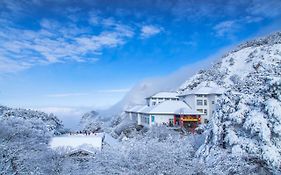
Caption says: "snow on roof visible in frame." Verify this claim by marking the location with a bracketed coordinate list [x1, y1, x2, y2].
[148, 101, 201, 114]
[126, 101, 201, 115]
[179, 86, 225, 96]
[146, 91, 179, 99]
[146, 101, 201, 115]
[125, 105, 148, 113]
[49, 134, 103, 153]
[139, 105, 155, 113]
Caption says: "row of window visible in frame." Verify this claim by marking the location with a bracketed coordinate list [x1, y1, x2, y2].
[196, 99, 207, 106]
[141, 115, 155, 124]
[196, 95, 207, 97]
[196, 94, 221, 97]
[150, 97, 178, 100]
[196, 99, 216, 106]
[197, 109, 216, 115]
[197, 109, 208, 114]
[142, 116, 150, 124]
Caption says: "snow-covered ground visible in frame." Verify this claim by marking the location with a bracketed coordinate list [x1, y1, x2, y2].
[49, 133, 120, 153]
[50, 134, 104, 152]
[104, 133, 119, 146]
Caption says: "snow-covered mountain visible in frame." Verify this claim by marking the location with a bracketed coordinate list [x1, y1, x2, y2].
[179, 32, 281, 171]
[0, 105, 64, 134]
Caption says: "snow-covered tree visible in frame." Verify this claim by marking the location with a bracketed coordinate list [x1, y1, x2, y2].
[80, 111, 103, 132]
[0, 117, 58, 174]
[179, 32, 281, 173]
[0, 105, 64, 135]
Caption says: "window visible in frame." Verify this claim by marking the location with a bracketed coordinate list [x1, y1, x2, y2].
[204, 109, 207, 115]
[151, 116, 155, 123]
[197, 109, 203, 113]
[146, 116, 150, 124]
[196, 95, 203, 97]
[169, 119, 174, 126]
[197, 99, 203, 105]
[152, 101, 156, 105]
[204, 100, 207, 106]
[212, 101, 215, 104]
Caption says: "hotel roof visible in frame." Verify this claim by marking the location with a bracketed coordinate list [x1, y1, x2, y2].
[145, 91, 179, 99]
[126, 101, 202, 115]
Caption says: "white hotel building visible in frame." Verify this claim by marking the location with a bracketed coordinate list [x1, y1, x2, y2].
[125, 86, 224, 130]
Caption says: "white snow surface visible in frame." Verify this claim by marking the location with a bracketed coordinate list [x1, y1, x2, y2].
[125, 105, 148, 113]
[148, 100, 200, 114]
[104, 133, 119, 147]
[146, 91, 179, 99]
[50, 134, 103, 152]
[127, 100, 201, 115]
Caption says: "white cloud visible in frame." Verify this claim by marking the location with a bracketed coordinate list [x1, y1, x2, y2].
[98, 88, 130, 93]
[33, 106, 94, 129]
[247, 0, 281, 18]
[88, 13, 100, 25]
[46, 88, 130, 98]
[243, 16, 263, 23]
[140, 25, 162, 38]
[0, 15, 135, 73]
[0, 57, 31, 73]
[46, 93, 89, 98]
[213, 16, 266, 39]
[213, 20, 237, 38]
[35, 106, 83, 115]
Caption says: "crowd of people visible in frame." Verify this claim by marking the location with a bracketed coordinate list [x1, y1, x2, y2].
[69, 130, 97, 136]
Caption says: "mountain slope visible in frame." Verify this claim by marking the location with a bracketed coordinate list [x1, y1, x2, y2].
[179, 32, 281, 171]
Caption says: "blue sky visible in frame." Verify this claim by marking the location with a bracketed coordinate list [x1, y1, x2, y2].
[1, 0, 281, 113]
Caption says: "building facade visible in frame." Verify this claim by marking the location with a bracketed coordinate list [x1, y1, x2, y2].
[126, 97, 203, 131]
[126, 87, 224, 130]
[178, 86, 223, 123]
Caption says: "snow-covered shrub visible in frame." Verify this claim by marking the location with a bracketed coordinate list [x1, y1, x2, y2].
[0, 117, 58, 174]
[201, 148, 271, 175]
[113, 119, 139, 138]
[80, 111, 103, 132]
[58, 126, 200, 175]
[0, 105, 64, 135]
